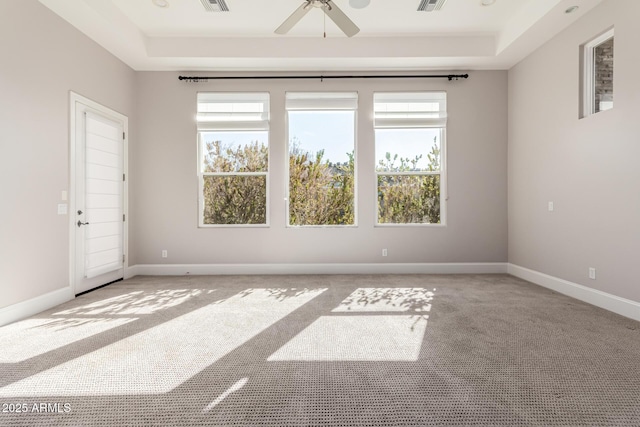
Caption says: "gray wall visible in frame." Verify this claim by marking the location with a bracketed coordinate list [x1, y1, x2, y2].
[0, 1, 135, 309]
[131, 71, 508, 266]
[508, 0, 640, 302]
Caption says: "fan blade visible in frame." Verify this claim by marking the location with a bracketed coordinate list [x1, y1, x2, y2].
[324, 0, 360, 37]
[349, 0, 370, 9]
[275, 1, 313, 35]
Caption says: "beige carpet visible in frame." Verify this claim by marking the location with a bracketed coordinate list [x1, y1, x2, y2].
[0, 274, 639, 426]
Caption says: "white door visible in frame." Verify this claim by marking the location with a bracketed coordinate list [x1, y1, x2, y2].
[72, 96, 127, 295]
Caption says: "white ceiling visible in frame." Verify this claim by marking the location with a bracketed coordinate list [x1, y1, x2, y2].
[39, 0, 603, 72]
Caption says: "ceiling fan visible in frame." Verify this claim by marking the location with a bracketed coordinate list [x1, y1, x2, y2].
[275, 0, 365, 38]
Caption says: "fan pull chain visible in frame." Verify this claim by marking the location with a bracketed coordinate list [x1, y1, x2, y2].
[323, 6, 326, 38]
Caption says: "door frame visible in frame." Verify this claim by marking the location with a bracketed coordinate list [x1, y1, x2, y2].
[69, 91, 129, 295]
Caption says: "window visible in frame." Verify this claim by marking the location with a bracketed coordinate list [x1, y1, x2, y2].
[197, 92, 269, 226]
[286, 92, 357, 226]
[374, 92, 446, 225]
[583, 29, 614, 117]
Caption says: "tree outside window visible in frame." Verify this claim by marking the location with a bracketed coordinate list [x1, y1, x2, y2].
[374, 92, 447, 225]
[286, 92, 357, 227]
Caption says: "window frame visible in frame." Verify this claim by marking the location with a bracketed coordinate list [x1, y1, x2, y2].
[582, 28, 614, 118]
[373, 92, 447, 227]
[196, 92, 270, 228]
[285, 92, 358, 228]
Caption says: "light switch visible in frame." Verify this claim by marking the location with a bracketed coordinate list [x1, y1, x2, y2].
[61, 190, 68, 201]
[57, 204, 68, 215]
[548, 201, 554, 212]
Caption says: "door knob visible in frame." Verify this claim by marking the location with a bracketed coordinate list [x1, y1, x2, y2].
[77, 220, 90, 227]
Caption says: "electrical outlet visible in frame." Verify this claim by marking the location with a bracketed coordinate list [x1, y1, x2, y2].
[382, 248, 388, 257]
[162, 250, 168, 258]
[589, 267, 596, 280]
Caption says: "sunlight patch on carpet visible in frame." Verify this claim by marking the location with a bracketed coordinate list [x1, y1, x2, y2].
[54, 289, 206, 315]
[0, 288, 325, 397]
[267, 315, 428, 362]
[203, 377, 249, 412]
[0, 317, 137, 363]
[332, 287, 434, 312]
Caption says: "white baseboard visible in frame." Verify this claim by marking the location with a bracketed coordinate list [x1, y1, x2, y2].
[131, 262, 508, 276]
[0, 287, 74, 327]
[125, 265, 138, 279]
[508, 264, 640, 322]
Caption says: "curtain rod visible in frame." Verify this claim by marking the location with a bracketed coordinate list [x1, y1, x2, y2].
[178, 73, 469, 82]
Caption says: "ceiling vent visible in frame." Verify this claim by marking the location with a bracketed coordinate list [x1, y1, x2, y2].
[418, 0, 447, 12]
[200, 0, 229, 12]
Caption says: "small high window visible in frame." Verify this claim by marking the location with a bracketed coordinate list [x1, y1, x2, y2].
[582, 29, 614, 117]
